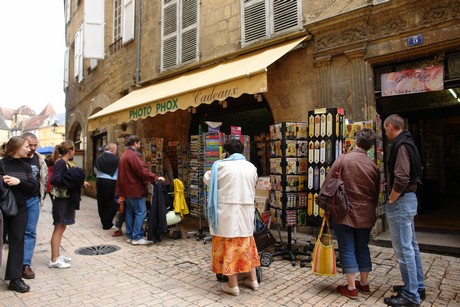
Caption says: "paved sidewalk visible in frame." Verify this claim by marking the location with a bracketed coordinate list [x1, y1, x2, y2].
[1, 196, 459, 306]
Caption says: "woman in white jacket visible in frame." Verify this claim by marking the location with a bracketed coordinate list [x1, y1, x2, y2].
[203, 139, 259, 296]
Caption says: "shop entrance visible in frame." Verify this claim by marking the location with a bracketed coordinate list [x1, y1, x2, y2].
[189, 93, 274, 176]
[377, 88, 460, 233]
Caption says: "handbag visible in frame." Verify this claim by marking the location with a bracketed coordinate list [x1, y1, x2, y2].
[50, 186, 71, 199]
[253, 209, 276, 251]
[312, 216, 337, 276]
[0, 162, 18, 216]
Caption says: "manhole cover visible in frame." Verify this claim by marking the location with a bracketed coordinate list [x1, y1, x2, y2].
[75, 245, 120, 256]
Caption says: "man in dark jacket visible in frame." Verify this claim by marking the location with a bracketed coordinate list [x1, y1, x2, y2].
[115, 135, 164, 245]
[383, 114, 425, 307]
[94, 143, 119, 230]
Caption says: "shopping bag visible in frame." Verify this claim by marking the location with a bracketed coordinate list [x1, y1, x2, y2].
[312, 216, 337, 276]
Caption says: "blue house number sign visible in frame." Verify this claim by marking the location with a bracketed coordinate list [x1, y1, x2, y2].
[408, 34, 423, 47]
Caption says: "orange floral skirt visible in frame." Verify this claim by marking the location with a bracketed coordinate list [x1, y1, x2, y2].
[212, 235, 260, 276]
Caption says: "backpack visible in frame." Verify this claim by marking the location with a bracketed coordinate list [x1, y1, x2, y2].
[315, 158, 351, 220]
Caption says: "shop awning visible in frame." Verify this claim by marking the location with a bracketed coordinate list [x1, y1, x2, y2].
[88, 36, 307, 131]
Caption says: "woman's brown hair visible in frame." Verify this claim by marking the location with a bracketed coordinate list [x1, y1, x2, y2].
[3, 136, 27, 158]
[52, 140, 75, 162]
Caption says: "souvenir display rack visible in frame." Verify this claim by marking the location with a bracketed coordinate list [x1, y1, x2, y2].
[269, 121, 310, 266]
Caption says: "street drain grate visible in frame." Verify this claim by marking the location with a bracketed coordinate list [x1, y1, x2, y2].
[75, 245, 120, 256]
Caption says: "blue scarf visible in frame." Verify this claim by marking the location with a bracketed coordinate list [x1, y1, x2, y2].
[207, 153, 246, 232]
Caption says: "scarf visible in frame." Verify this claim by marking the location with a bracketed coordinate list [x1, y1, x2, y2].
[207, 153, 246, 232]
[94, 152, 119, 177]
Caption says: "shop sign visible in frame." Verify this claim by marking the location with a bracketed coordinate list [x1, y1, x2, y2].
[192, 86, 239, 105]
[128, 98, 179, 119]
[99, 115, 119, 127]
[381, 66, 444, 97]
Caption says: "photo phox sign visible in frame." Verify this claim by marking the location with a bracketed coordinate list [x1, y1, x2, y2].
[381, 66, 444, 97]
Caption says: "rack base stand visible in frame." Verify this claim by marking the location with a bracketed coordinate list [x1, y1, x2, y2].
[271, 226, 311, 267]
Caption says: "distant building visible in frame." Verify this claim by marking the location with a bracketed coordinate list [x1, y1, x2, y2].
[0, 103, 65, 147]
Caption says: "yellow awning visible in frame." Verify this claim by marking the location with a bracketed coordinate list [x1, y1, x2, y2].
[88, 36, 306, 131]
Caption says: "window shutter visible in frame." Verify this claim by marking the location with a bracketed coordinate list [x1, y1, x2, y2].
[162, 1, 178, 69]
[273, 0, 299, 33]
[84, 0, 105, 59]
[65, 0, 71, 24]
[74, 27, 84, 82]
[122, 0, 135, 44]
[243, 0, 267, 44]
[64, 48, 70, 90]
[181, 0, 198, 63]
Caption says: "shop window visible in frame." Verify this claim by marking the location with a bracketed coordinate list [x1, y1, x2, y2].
[446, 52, 460, 81]
[161, 0, 199, 71]
[241, 0, 302, 46]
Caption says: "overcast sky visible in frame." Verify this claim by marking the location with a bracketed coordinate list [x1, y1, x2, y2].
[0, 1, 66, 114]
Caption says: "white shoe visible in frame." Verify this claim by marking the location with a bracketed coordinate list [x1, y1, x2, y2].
[244, 279, 259, 290]
[126, 238, 132, 243]
[58, 255, 72, 263]
[132, 238, 153, 245]
[222, 283, 240, 296]
[49, 259, 71, 269]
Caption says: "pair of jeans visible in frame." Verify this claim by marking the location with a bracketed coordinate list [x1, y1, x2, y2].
[385, 192, 425, 304]
[125, 197, 147, 241]
[24, 196, 40, 266]
[333, 223, 372, 274]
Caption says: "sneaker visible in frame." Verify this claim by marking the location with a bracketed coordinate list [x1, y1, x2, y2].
[393, 285, 426, 300]
[355, 280, 370, 294]
[336, 285, 358, 299]
[112, 229, 123, 237]
[384, 294, 420, 307]
[222, 283, 240, 296]
[58, 255, 72, 263]
[132, 238, 153, 245]
[126, 238, 132, 243]
[48, 259, 71, 269]
[243, 279, 259, 291]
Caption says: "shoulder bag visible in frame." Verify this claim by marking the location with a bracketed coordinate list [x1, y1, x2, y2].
[312, 216, 337, 276]
[0, 161, 18, 216]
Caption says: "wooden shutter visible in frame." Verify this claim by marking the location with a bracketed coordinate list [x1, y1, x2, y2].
[65, 0, 71, 24]
[74, 27, 84, 82]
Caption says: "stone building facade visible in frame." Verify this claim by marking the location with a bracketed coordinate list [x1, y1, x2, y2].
[65, 0, 460, 233]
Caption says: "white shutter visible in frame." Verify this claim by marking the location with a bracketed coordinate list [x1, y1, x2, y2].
[74, 30, 81, 79]
[122, 0, 135, 44]
[273, 0, 300, 33]
[181, 0, 198, 63]
[65, 0, 71, 24]
[64, 48, 70, 90]
[162, 1, 178, 69]
[242, 0, 267, 44]
[84, 0, 105, 59]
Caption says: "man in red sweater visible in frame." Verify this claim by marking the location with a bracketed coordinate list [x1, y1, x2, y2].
[115, 135, 164, 245]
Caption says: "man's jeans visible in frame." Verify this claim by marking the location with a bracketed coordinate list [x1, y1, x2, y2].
[385, 192, 425, 304]
[24, 196, 40, 266]
[125, 197, 147, 241]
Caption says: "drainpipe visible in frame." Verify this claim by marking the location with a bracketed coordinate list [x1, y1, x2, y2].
[135, 0, 141, 85]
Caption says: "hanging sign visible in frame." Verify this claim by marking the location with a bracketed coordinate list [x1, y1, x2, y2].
[381, 66, 444, 97]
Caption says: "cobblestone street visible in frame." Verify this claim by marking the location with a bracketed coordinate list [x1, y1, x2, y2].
[1, 196, 459, 306]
